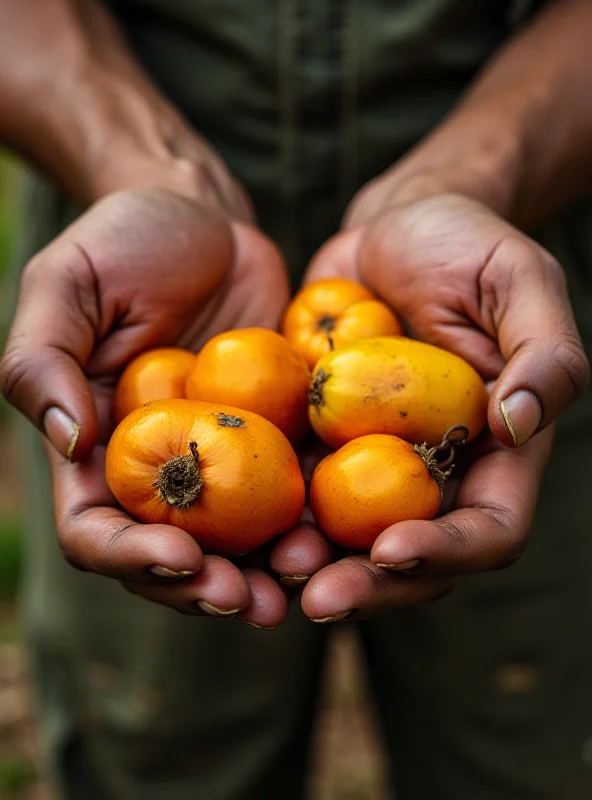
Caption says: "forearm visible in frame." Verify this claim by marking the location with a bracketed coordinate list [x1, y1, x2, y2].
[349, 0, 592, 230]
[0, 0, 247, 213]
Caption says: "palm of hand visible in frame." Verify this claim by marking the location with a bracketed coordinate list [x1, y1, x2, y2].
[7, 187, 319, 627]
[68, 189, 290, 444]
[294, 194, 580, 622]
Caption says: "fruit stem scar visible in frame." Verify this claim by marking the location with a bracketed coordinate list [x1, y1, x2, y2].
[154, 440, 203, 509]
[308, 368, 330, 410]
[316, 315, 336, 333]
[413, 443, 451, 496]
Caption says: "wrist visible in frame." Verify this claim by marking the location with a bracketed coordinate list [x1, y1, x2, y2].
[0, 0, 251, 218]
[63, 70, 251, 219]
[345, 105, 525, 229]
[16, 53, 251, 219]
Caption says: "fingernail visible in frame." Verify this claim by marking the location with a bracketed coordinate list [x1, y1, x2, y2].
[279, 574, 311, 587]
[150, 565, 196, 580]
[44, 407, 79, 461]
[197, 601, 241, 618]
[500, 390, 542, 447]
[240, 619, 277, 630]
[375, 558, 420, 572]
[310, 610, 356, 624]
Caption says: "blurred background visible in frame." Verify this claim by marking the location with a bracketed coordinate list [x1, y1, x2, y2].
[0, 153, 390, 800]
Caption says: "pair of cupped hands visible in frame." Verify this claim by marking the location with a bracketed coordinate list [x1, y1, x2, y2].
[1, 164, 588, 629]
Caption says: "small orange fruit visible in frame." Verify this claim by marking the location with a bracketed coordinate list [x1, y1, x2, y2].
[310, 434, 444, 550]
[309, 337, 488, 448]
[282, 277, 402, 368]
[106, 399, 305, 557]
[113, 347, 195, 424]
[186, 327, 310, 444]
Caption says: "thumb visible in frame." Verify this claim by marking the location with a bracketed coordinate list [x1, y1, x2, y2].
[487, 238, 589, 447]
[0, 242, 99, 460]
[303, 229, 364, 284]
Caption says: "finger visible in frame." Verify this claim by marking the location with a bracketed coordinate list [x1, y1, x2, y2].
[0, 242, 101, 460]
[304, 229, 363, 284]
[49, 444, 203, 580]
[301, 555, 455, 622]
[122, 555, 250, 617]
[371, 426, 553, 577]
[484, 239, 589, 446]
[269, 523, 334, 586]
[238, 568, 289, 629]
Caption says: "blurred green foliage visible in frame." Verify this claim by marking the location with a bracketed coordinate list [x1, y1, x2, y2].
[0, 517, 22, 601]
[0, 757, 37, 796]
[0, 152, 23, 599]
[0, 157, 16, 279]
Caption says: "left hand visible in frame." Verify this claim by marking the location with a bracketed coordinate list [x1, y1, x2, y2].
[293, 189, 588, 622]
[0, 187, 330, 629]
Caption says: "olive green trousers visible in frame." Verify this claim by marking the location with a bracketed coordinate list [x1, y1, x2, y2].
[11, 176, 592, 800]
[10, 0, 592, 793]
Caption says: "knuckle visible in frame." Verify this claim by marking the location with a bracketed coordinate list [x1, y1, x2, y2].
[478, 503, 527, 571]
[494, 539, 527, 571]
[434, 518, 472, 567]
[56, 533, 87, 572]
[19, 252, 47, 286]
[175, 158, 220, 204]
[102, 524, 134, 579]
[481, 238, 561, 310]
[538, 251, 565, 285]
[552, 339, 590, 399]
[359, 559, 394, 595]
[0, 344, 32, 406]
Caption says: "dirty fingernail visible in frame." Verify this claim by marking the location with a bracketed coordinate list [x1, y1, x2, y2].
[44, 407, 79, 461]
[279, 574, 311, 587]
[150, 565, 196, 580]
[310, 610, 356, 624]
[375, 558, 420, 572]
[197, 601, 241, 618]
[240, 619, 277, 630]
[500, 390, 542, 447]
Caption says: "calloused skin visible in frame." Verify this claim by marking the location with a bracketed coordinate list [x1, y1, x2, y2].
[1, 188, 588, 629]
[1, 184, 589, 630]
[0, 188, 333, 629]
[295, 192, 588, 622]
[1, 0, 591, 632]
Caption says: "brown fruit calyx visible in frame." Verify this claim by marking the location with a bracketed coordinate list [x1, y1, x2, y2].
[154, 441, 203, 509]
[412, 443, 451, 496]
[316, 317, 336, 351]
[316, 315, 336, 333]
[309, 368, 330, 410]
[217, 413, 245, 428]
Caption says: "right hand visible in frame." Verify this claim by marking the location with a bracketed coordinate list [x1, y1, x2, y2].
[293, 192, 587, 622]
[0, 185, 329, 628]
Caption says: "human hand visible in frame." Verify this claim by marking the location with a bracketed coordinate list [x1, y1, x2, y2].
[0, 186, 328, 627]
[295, 191, 588, 621]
